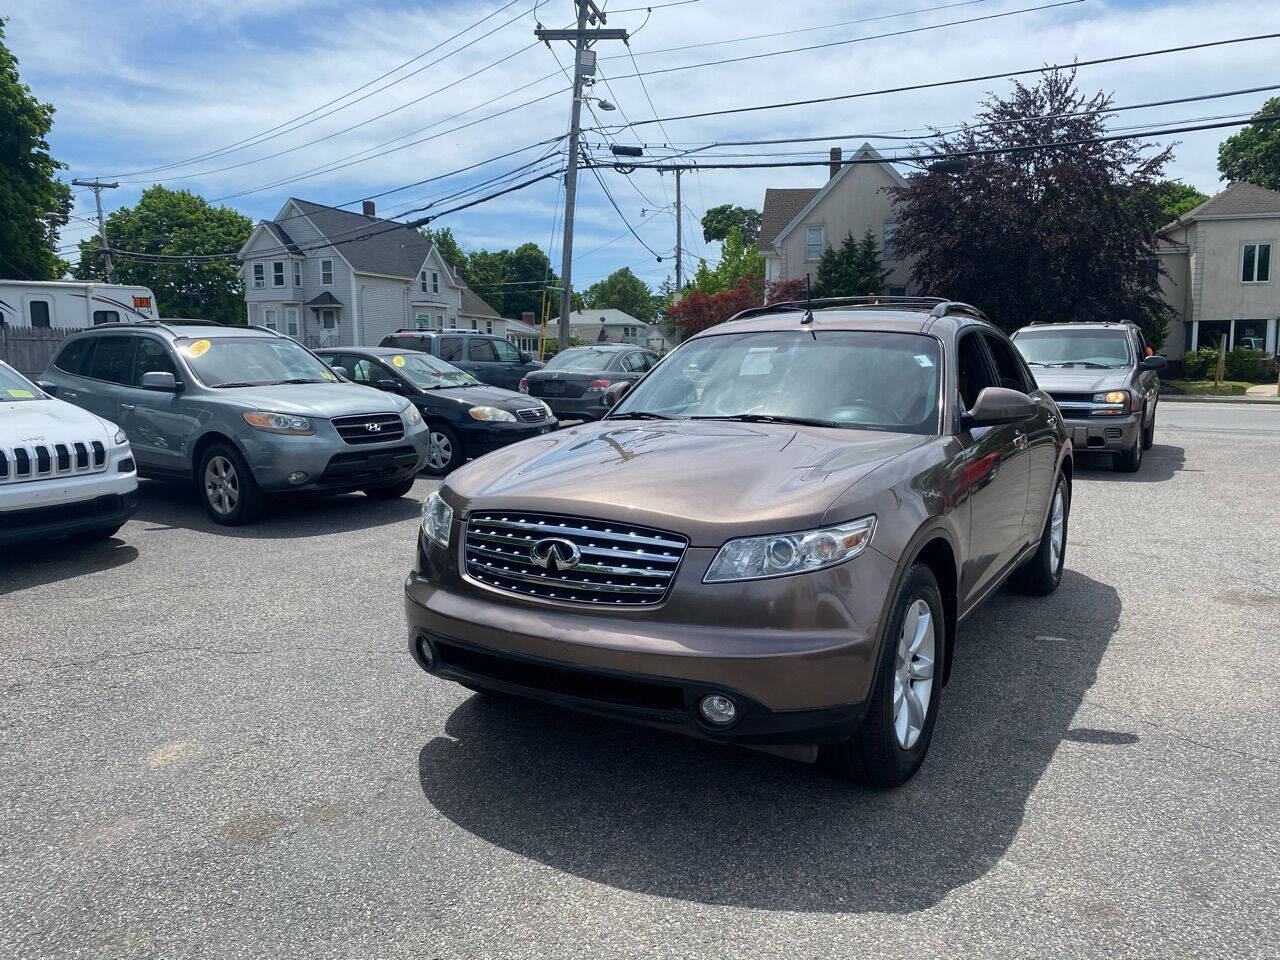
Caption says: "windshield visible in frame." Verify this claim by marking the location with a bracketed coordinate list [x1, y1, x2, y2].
[390, 353, 478, 389]
[544, 348, 615, 372]
[178, 336, 337, 387]
[1013, 329, 1131, 368]
[611, 330, 941, 435]
[0, 364, 43, 402]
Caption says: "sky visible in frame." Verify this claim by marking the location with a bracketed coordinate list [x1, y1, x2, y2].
[6, 0, 1278, 300]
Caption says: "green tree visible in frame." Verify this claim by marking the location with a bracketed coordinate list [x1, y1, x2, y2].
[74, 186, 252, 324]
[0, 18, 72, 281]
[686, 227, 765, 297]
[814, 230, 890, 297]
[583, 266, 655, 320]
[700, 204, 762, 244]
[1217, 97, 1280, 191]
[1143, 180, 1209, 221]
[505, 242, 554, 320]
[420, 226, 467, 279]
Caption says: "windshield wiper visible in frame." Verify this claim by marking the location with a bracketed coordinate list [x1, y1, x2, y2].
[1047, 361, 1111, 369]
[279, 378, 329, 384]
[689, 413, 839, 428]
[610, 411, 679, 420]
[1025, 361, 1048, 367]
[211, 381, 263, 388]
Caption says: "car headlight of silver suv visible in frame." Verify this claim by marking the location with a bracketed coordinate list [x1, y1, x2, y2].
[468, 406, 517, 422]
[704, 516, 877, 583]
[421, 491, 453, 548]
[242, 411, 316, 435]
[402, 405, 423, 428]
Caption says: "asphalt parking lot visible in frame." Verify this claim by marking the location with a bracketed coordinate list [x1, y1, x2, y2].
[2, 402, 1278, 959]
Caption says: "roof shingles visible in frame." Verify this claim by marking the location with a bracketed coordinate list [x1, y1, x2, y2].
[758, 188, 819, 252]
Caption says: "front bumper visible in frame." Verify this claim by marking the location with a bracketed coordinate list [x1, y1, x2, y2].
[237, 423, 430, 493]
[403, 528, 897, 744]
[1063, 411, 1142, 452]
[0, 490, 137, 545]
[458, 418, 558, 456]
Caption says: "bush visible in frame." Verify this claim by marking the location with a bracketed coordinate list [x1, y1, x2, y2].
[1180, 348, 1216, 379]
[1224, 348, 1274, 382]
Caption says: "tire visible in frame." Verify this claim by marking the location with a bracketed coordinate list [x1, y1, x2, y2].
[423, 424, 464, 476]
[364, 475, 416, 499]
[197, 442, 265, 526]
[1142, 402, 1156, 450]
[1010, 473, 1069, 596]
[819, 564, 944, 787]
[72, 524, 122, 542]
[1114, 427, 1143, 472]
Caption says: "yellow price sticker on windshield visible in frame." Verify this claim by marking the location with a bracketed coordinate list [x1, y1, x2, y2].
[7, 388, 35, 398]
[322, 370, 337, 381]
[392, 355, 406, 367]
[186, 339, 211, 358]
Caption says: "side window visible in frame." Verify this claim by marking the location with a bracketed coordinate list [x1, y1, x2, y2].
[621, 352, 645, 372]
[1134, 329, 1151, 359]
[468, 339, 498, 362]
[92, 310, 120, 325]
[639, 352, 657, 371]
[491, 338, 522, 362]
[132, 338, 176, 384]
[956, 333, 997, 411]
[982, 333, 1032, 392]
[85, 336, 136, 385]
[54, 338, 92, 375]
[437, 337, 465, 361]
[28, 300, 52, 328]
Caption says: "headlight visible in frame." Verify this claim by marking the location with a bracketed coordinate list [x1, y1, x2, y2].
[402, 405, 423, 428]
[1090, 390, 1132, 415]
[421, 491, 453, 548]
[539, 400, 553, 417]
[704, 516, 876, 583]
[114, 428, 128, 445]
[468, 406, 516, 422]
[242, 411, 316, 435]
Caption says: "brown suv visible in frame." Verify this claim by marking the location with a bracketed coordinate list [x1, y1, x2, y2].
[406, 298, 1072, 786]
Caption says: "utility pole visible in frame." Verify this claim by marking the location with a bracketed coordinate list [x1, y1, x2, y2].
[537, 1, 628, 351]
[71, 178, 120, 283]
[673, 168, 683, 303]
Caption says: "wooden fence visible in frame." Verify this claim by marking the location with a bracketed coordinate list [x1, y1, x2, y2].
[0, 325, 75, 378]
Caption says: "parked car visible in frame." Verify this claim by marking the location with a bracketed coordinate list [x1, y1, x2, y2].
[520, 343, 659, 421]
[38, 321, 430, 525]
[0, 360, 137, 545]
[316, 347, 556, 475]
[377, 330, 542, 391]
[1011, 321, 1165, 472]
[406, 297, 1072, 787]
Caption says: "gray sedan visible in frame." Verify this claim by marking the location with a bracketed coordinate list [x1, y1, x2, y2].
[521, 343, 659, 421]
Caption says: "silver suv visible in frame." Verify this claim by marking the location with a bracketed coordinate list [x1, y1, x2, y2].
[39, 321, 430, 524]
[1011, 321, 1165, 472]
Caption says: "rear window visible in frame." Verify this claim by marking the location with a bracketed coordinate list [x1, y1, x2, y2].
[544, 348, 616, 372]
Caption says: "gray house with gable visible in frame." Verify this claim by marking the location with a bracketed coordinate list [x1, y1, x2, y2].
[237, 198, 501, 348]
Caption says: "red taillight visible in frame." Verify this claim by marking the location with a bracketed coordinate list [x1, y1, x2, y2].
[587, 379, 612, 390]
[519, 378, 528, 392]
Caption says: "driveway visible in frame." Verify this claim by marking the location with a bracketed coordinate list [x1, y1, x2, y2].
[2, 404, 1277, 958]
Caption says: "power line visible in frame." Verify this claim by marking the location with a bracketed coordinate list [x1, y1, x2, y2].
[586, 162, 665, 261]
[105, 0, 533, 179]
[589, 31, 1280, 131]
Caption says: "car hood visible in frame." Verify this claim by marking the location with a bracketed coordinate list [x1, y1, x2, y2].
[0, 397, 114, 443]
[444, 419, 928, 546]
[420, 383, 539, 410]
[213, 382, 409, 418]
[1030, 368, 1131, 394]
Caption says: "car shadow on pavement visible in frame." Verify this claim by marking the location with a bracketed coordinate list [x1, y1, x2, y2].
[0, 537, 138, 595]
[1074, 442, 1186, 483]
[416, 570, 1122, 914]
[130, 478, 424, 538]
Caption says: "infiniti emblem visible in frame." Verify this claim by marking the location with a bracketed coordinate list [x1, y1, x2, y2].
[364, 421, 383, 433]
[529, 537, 581, 571]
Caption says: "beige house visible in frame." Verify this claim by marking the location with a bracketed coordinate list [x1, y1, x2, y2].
[551, 308, 673, 353]
[759, 143, 913, 294]
[1155, 182, 1279, 360]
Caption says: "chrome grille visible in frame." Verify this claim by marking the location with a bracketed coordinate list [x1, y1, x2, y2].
[332, 413, 405, 445]
[0, 438, 106, 484]
[516, 407, 547, 423]
[464, 511, 687, 606]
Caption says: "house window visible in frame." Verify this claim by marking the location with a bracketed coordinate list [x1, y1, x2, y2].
[805, 225, 824, 261]
[263, 308, 278, 330]
[1242, 243, 1272, 283]
[285, 307, 300, 337]
[272, 262, 285, 287]
[883, 222, 900, 260]
[446, 316, 456, 329]
[252, 263, 265, 288]
[321, 259, 333, 285]
[888, 286, 907, 297]
[293, 262, 302, 286]
[432, 271, 439, 293]
[485, 320, 493, 334]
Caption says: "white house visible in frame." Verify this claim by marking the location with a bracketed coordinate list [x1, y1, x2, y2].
[758, 143, 915, 294]
[551, 307, 672, 353]
[237, 198, 501, 348]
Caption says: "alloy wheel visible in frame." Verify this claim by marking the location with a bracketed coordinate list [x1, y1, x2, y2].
[204, 455, 240, 516]
[893, 598, 936, 749]
[1050, 487, 1065, 572]
[427, 431, 453, 471]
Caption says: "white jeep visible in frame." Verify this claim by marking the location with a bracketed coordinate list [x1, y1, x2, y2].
[0, 359, 137, 545]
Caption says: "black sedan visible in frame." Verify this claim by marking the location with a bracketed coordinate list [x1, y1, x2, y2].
[521, 343, 660, 421]
[317, 347, 557, 475]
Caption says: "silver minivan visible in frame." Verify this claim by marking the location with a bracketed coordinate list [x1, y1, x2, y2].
[40, 321, 431, 524]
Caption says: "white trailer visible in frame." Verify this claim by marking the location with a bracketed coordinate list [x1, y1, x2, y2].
[0, 280, 159, 329]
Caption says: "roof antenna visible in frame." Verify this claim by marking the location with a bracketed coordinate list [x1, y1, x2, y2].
[801, 273, 814, 327]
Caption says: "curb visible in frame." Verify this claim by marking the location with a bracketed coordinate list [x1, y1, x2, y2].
[1161, 394, 1280, 406]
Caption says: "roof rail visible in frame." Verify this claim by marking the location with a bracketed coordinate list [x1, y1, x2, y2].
[244, 324, 285, 336]
[728, 295, 951, 323]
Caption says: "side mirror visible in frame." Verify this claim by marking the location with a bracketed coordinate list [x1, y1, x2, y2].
[602, 381, 632, 409]
[1142, 355, 1167, 371]
[330, 365, 349, 379]
[963, 386, 1035, 428]
[140, 371, 180, 392]
[518, 351, 531, 363]
[35, 380, 57, 397]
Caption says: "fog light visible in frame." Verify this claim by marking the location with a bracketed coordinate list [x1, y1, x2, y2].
[415, 636, 434, 669]
[698, 694, 737, 725]
[288, 471, 308, 484]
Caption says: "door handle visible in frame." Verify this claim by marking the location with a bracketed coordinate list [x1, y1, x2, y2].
[1047, 416, 1057, 428]
[64, 391, 77, 399]
[1013, 433, 1028, 449]
[120, 403, 136, 411]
